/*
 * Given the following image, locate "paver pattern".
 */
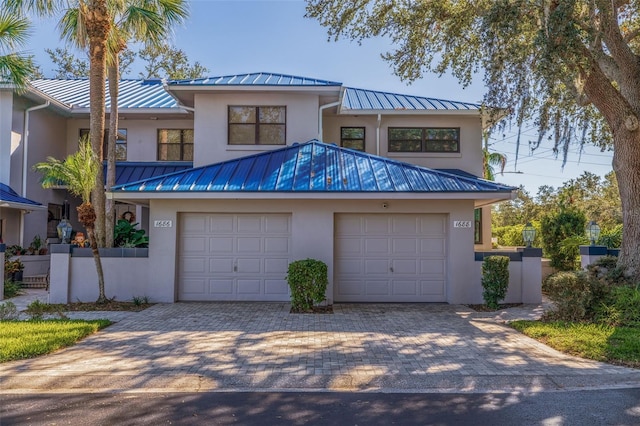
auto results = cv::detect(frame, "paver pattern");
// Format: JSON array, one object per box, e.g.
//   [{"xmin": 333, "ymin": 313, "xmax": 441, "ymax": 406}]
[{"xmin": 2, "ymin": 297, "xmax": 640, "ymax": 393}]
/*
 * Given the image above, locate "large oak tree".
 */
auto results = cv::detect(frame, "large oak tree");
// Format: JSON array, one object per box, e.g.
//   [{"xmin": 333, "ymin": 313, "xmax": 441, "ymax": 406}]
[{"xmin": 307, "ymin": 0, "xmax": 640, "ymax": 275}]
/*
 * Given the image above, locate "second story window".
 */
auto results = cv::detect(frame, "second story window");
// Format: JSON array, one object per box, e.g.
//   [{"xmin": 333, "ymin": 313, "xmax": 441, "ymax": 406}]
[
  {"xmin": 388, "ymin": 128, "xmax": 460, "ymax": 153},
  {"xmin": 158, "ymin": 129, "xmax": 194, "ymax": 161},
  {"xmin": 80, "ymin": 128, "xmax": 127, "ymax": 160},
  {"xmin": 340, "ymin": 127, "xmax": 365, "ymax": 151},
  {"xmin": 228, "ymin": 106, "xmax": 286, "ymax": 145}
]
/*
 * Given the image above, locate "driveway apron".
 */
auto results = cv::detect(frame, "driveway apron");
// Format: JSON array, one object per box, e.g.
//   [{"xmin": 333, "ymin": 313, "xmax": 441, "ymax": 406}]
[{"xmin": 1, "ymin": 302, "xmax": 639, "ymax": 393}]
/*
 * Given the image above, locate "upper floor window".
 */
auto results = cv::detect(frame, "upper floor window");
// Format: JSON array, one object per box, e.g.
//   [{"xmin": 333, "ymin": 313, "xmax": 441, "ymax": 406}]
[
  {"xmin": 80, "ymin": 128, "xmax": 127, "ymax": 160},
  {"xmin": 157, "ymin": 129, "xmax": 194, "ymax": 161},
  {"xmin": 340, "ymin": 127, "xmax": 365, "ymax": 151},
  {"xmin": 388, "ymin": 127, "xmax": 460, "ymax": 153},
  {"xmin": 228, "ymin": 106, "xmax": 286, "ymax": 145},
  {"xmin": 474, "ymin": 208, "xmax": 482, "ymax": 244}
]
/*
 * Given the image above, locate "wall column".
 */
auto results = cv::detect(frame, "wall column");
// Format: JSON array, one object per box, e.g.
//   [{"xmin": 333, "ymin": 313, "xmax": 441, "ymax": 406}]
[
  {"xmin": 579, "ymin": 246, "xmax": 608, "ymax": 270},
  {"xmin": 520, "ymin": 247, "xmax": 542, "ymax": 304},
  {"xmin": 0, "ymin": 244, "xmax": 5, "ymax": 301},
  {"xmin": 49, "ymin": 244, "xmax": 72, "ymax": 303}
]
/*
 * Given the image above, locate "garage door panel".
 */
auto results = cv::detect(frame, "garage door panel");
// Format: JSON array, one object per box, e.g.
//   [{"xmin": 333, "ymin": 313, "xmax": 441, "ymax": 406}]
[
  {"xmin": 210, "ymin": 237, "xmax": 233, "ymax": 253},
  {"xmin": 265, "ymin": 215, "xmax": 290, "ymax": 233},
  {"xmin": 364, "ymin": 238, "xmax": 389, "ymax": 254},
  {"xmin": 182, "ymin": 279, "xmax": 206, "ymax": 294},
  {"xmin": 237, "ymin": 237, "xmax": 261, "ymax": 253},
  {"xmin": 210, "ymin": 258, "xmax": 233, "ymax": 273},
  {"xmin": 391, "ymin": 259, "xmax": 417, "ymax": 274},
  {"xmin": 179, "ymin": 213, "xmax": 291, "ymax": 301},
  {"xmin": 392, "ymin": 280, "xmax": 418, "ymax": 295},
  {"xmin": 421, "ymin": 280, "xmax": 445, "ymax": 296},
  {"xmin": 364, "ymin": 259, "xmax": 389, "ymax": 274},
  {"xmin": 264, "ymin": 258, "xmax": 288, "ymax": 274},
  {"xmin": 210, "ymin": 279, "xmax": 234, "ymax": 295},
  {"xmin": 335, "ymin": 213, "xmax": 447, "ymax": 302},
  {"xmin": 264, "ymin": 237, "xmax": 289, "ymax": 253},
  {"xmin": 181, "ymin": 237, "xmax": 207, "ymax": 253},
  {"xmin": 209, "ymin": 216, "xmax": 234, "ymax": 233},
  {"xmin": 365, "ymin": 281, "xmax": 391, "ymax": 296},
  {"xmin": 237, "ymin": 279, "xmax": 261, "ymax": 294},
  {"xmin": 182, "ymin": 257, "xmax": 206, "ymax": 273}
]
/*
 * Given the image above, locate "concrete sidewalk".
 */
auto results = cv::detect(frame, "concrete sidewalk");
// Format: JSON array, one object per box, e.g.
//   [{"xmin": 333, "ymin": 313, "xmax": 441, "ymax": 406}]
[{"xmin": 1, "ymin": 292, "xmax": 639, "ymax": 394}]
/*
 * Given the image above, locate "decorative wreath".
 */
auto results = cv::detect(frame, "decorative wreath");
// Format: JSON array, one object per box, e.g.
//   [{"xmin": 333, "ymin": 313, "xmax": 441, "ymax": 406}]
[{"xmin": 121, "ymin": 211, "xmax": 136, "ymax": 223}]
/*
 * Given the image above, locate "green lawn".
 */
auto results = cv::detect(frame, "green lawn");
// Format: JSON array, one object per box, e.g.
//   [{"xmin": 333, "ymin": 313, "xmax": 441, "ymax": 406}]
[
  {"xmin": 511, "ymin": 320, "xmax": 640, "ymax": 368},
  {"xmin": 0, "ymin": 320, "xmax": 111, "ymax": 362}
]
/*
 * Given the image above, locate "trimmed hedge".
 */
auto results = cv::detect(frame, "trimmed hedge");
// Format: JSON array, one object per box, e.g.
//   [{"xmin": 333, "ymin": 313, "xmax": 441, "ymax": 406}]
[
  {"xmin": 481, "ymin": 255, "xmax": 510, "ymax": 309},
  {"xmin": 286, "ymin": 259, "xmax": 328, "ymax": 312}
]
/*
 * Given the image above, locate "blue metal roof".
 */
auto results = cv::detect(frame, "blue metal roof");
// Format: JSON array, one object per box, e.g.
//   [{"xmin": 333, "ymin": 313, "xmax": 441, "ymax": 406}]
[
  {"xmin": 169, "ymin": 72, "xmax": 342, "ymax": 87},
  {"xmin": 29, "ymin": 79, "xmax": 180, "ymax": 109},
  {"xmin": 104, "ymin": 162, "xmax": 194, "ymax": 187},
  {"xmin": 112, "ymin": 140, "xmax": 514, "ymax": 194},
  {"xmin": 0, "ymin": 183, "xmax": 44, "ymax": 209},
  {"xmin": 342, "ymin": 87, "xmax": 480, "ymax": 111}
]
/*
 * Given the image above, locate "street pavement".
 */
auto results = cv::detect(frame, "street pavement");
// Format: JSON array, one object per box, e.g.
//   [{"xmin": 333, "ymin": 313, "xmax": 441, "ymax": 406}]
[{"xmin": 1, "ymin": 290, "xmax": 640, "ymax": 394}]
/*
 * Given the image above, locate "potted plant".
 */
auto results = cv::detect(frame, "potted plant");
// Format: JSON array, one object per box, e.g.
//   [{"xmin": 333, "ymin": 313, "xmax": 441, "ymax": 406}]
[{"xmin": 4, "ymin": 257, "xmax": 25, "ymax": 282}]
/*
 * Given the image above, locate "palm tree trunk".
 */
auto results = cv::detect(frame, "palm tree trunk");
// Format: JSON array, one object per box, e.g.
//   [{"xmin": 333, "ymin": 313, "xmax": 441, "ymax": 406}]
[
  {"xmin": 87, "ymin": 225, "xmax": 107, "ymax": 303},
  {"xmin": 105, "ymin": 61, "xmax": 119, "ymax": 248}
]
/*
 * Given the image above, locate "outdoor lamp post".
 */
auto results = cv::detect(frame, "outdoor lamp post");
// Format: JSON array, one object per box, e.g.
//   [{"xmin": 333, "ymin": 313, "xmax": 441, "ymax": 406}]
[
  {"xmin": 587, "ymin": 221, "xmax": 601, "ymax": 246},
  {"xmin": 522, "ymin": 222, "xmax": 536, "ymax": 247}
]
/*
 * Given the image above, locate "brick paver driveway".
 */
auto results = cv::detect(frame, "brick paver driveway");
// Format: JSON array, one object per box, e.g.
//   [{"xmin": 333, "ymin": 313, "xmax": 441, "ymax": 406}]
[{"xmin": 1, "ymin": 302, "xmax": 639, "ymax": 393}]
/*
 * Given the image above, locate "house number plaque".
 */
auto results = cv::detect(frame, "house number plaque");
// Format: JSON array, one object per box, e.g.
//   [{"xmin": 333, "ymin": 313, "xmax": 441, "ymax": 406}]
[
  {"xmin": 453, "ymin": 221, "xmax": 472, "ymax": 228},
  {"xmin": 153, "ymin": 220, "xmax": 173, "ymax": 228}
]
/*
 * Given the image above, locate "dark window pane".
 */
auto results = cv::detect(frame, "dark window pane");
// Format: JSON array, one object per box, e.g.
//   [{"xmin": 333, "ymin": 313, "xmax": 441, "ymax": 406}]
[
  {"xmin": 426, "ymin": 128, "xmax": 458, "ymax": 140},
  {"xmin": 229, "ymin": 106, "xmax": 255, "ymax": 123},
  {"xmin": 342, "ymin": 127, "xmax": 365, "ymax": 139},
  {"xmin": 342, "ymin": 140, "xmax": 365, "ymax": 151},
  {"xmin": 183, "ymin": 143, "xmax": 194, "ymax": 161},
  {"xmin": 389, "ymin": 140, "xmax": 422, "ymax": 152},
  {"xmin": 259, "ymin": 124, "xmax": 286, "ymax": 145},
  {"xmin": 229, "ymin": 124, "xmax": 256, "ymax": 144},
  {"xmin": 389, "ymin": 128, "xmax": 422, "ymax": 141},
  {"xmin": 426, "ymin": 140, "xmax": 458, "ymax": 152},
  {"xmin": 115, "ymin": 144, "xmax": 127, "ymax": 161},
  {"xmin": 182, "ymin": 129, "xmax": 194, "ymax": 143},
  {"xmin": 259, "ymin": 106, "xmax": 285, "ymax": 123}
]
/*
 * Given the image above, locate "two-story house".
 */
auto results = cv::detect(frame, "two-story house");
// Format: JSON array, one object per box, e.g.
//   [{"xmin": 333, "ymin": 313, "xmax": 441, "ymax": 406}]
[{"xmin": 1, "ymin": 72, "xmax": 516, "ymax": 304}]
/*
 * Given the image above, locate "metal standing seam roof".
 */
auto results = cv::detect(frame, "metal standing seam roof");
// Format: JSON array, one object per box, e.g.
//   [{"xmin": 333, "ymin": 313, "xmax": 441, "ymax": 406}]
[
  {"xmin": 29, "ymin": 79, "xmax": 179, "ymax": 109},
  {"xmin": 342, "ymin": 87, "xmax": 481, "ymax": 111},
  {"xmin": 0, "ymin": 183, "xmax": 44, "ymax": 209},
  {"xmin": 103, "ymin": 162, "xmax": 194, "ymax": 187},
  {"xmin": 169, "ymin": 72, "xmax": 342, "ymax": 87},
  {"xmin": 111, "ymin": 140, "xmax": 514, "ymax": 193}
]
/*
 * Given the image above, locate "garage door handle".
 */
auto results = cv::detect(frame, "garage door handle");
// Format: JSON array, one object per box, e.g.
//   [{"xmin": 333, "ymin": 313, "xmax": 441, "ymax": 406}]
[
  {"xmin": 233, "ymin": 265, "xmax": 237, "ymax": 272},
  {"xmin": 390, "ymin": 266, "xmax": 394, "ymax": 273}
]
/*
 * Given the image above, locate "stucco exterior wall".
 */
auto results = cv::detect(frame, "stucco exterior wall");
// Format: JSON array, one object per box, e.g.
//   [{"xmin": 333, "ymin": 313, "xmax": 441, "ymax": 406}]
[
  {"xmin": 193, "ymin": 93, "xmax": 321, "ymax": 166},
  {"xmin": 323, "ymin": 114, "xmax": 484, "ymax": 176},
  {"xmin": 0, "ymin": 91, "xmax": 13, "ymax": 184},
  {"xmin": 147, "ymin": 198, "xmax": 477, "ymax": 304},
  {"xmin": 66, "ymin": 118, "xmax": 194, "ymax": 161}
]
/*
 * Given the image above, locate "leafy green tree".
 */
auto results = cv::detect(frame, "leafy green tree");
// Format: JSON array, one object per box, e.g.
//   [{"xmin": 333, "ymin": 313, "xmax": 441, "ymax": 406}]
[
  {"xmin": 541, "ymin": 208, "xmax": 587, "ymax": 271},
  {"xmin": 7, "ymin": 0, "xmax": 113, "ymax": 249},
  {"xmin": 138, "ymin": 42, "xmax": 208, "ymax": 80},
  {"xmin": 0, "ymin": 10, "xmax": 34, "ymax": 88},
  {"xmin": 306, "ymin": 1, "xmax": 640, "ymax": 276},
  {"xmin": 482, "ymin": 148, "xmax": 506, "ymax": 181},
  {"xmin": 34, "ymin": 138, "xmax": 108, "ymax": 303},
  {"xmin": 58, "ymin": 0, "xmax": 188, "ymax": 247},
  {"xmin": 45, "ymin": 46, "xmax": 134, "ymax": 78}
]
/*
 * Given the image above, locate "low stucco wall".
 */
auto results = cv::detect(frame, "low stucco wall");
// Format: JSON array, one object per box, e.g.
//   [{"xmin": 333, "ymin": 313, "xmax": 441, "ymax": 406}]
[
  {"xmin": 15, "ymin": 255, "xmax": 50, "ymax": 276},
  {"xmin": 49, "ymin": 246, "xmax": 150, "ymax": 303}
]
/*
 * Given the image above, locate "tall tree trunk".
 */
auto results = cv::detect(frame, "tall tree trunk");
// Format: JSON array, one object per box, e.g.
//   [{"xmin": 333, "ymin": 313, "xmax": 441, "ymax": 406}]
[
  {"xmin": 87, "ymin": 0, "xmax": 110, "ymax": 248},
  {"xmin": 105, "ymin": 61, "xmax": 119, "ymax": 248},
  {"xmin": 87, "ymin": 224, "xmax": 107, "ymax": 303},
  {"xmin": 612, "ymin": 130, "xmax": 640, "ymax": 278}
]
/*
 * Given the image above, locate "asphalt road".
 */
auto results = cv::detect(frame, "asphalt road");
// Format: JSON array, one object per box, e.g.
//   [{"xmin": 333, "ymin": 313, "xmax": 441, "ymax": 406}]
[{"xmin": 2, "ymin": 389, "xmax": 640, "ymax": 425}]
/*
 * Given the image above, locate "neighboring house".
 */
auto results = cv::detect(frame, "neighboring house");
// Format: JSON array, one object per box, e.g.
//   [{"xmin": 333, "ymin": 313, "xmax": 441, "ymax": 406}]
[{"xmin": 0, "ymin": 72, "xmax": 516, "ymax": 304}]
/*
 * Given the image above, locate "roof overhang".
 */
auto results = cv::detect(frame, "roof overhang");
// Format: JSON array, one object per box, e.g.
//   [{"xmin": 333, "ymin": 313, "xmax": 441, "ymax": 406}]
[{"xmin": 0, "ymin": 201, "xmax": 47, "ymax": 211}]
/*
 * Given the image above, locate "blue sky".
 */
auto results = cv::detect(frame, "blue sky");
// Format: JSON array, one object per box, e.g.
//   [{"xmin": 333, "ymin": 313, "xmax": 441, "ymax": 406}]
[{"xmin": 26, "ymin": 0, "xmax": 614, "ymax": 194}]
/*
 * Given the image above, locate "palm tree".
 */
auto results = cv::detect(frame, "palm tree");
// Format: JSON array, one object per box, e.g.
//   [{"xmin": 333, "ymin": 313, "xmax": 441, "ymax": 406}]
[
  {"xmin": 0, "ymin": 10, "xmax": 33, "ymax": 89},
  {"xmin": 34, "ymin": 138, "xmax": 108, "ymax": 303},
  {"xmin": 483, "ymin": 149, "xmax": 507, "ymax": 181},
  {"xmin": 5, "ymin": 0, "xmax": 112, "ymax": 247},
  {"xmin": 59, "ymin": 0, "xmax": 188, "ymax": 246}
]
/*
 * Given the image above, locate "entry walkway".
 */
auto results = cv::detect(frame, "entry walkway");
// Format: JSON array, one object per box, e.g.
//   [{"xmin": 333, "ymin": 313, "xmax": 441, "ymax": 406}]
[{"xmin": 1, "ymin": 295, "xmax": 639, "ymax": 394}]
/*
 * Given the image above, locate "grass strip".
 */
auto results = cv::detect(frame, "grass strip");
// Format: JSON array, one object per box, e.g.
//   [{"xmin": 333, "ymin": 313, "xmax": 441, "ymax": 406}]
[
  {"xmin": 0, "ymin": 319, "xmax": 111, "ymax": 362},
  {"xmin": 511, "ymin": 320, "xmax": 640, "ymax": 368}
]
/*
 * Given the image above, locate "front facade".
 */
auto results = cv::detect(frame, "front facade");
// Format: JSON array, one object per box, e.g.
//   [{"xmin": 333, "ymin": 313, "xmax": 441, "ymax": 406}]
[{"xmin": 1, "ymin": 72, "xmax": 516, "ymax": 304}]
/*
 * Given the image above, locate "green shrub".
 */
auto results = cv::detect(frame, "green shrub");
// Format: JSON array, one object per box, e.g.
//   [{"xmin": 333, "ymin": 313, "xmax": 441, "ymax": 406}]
[
  {"xmin": 286, "ymin": 259, "xmax": 328, "ymax": 312},
  {"xmin": 114, "ymin": 220, "xmax": 149, "ymax": 248},
  {"xmin": 481, "ymin": 256, "xmax": 510, "ymax": 309},
  {"xmin": 586, "ymin": 255, "xmax": 629, "ymax": 288},
  {"xmin": 25, "ymin": 300, "xmax": 66, "ymax": 320},
  {"xmin": 594, "ymin": 285, "xmax": 640, "ymax": 327},
  {"xmin": 0, "ymin": 301, "xmax": 19, "ymax": 321},
  {"xmin": 3, "ymin": 279, "xmax": 24, "ymax": 299},
  {"xmin": 597, "ymin": 224, "xmax": 622, "ymax": 248},
  {"xmin": 544, "ymin": 271, "xmax": 600, "ymax": 321},
  {"xmin": 540, "ymin": 208, "xmax": 586, "ymax": 270},
  {"xmin": 492, "ymin": 222, "xmax": 541, "ymax": 247}
]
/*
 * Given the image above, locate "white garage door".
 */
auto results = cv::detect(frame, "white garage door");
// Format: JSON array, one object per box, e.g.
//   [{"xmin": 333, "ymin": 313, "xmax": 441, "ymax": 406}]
[
  {"xmin": 335, "ymin": 214, "xmax": 447, "ymax": 302},
  {"xmin": 178, "ymin": 213, "xmax": 291, "ymax": 301}
]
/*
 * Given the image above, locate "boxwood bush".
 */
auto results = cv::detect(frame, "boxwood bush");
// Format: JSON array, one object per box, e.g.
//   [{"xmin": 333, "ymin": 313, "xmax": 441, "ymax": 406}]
[
  {"xmin": 286, "ymin": 259, "xmax": 328, "ymax": 312},
  {"xmin": 481, "ymin": 255, "xmax": 510, "ymax": 309}
]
